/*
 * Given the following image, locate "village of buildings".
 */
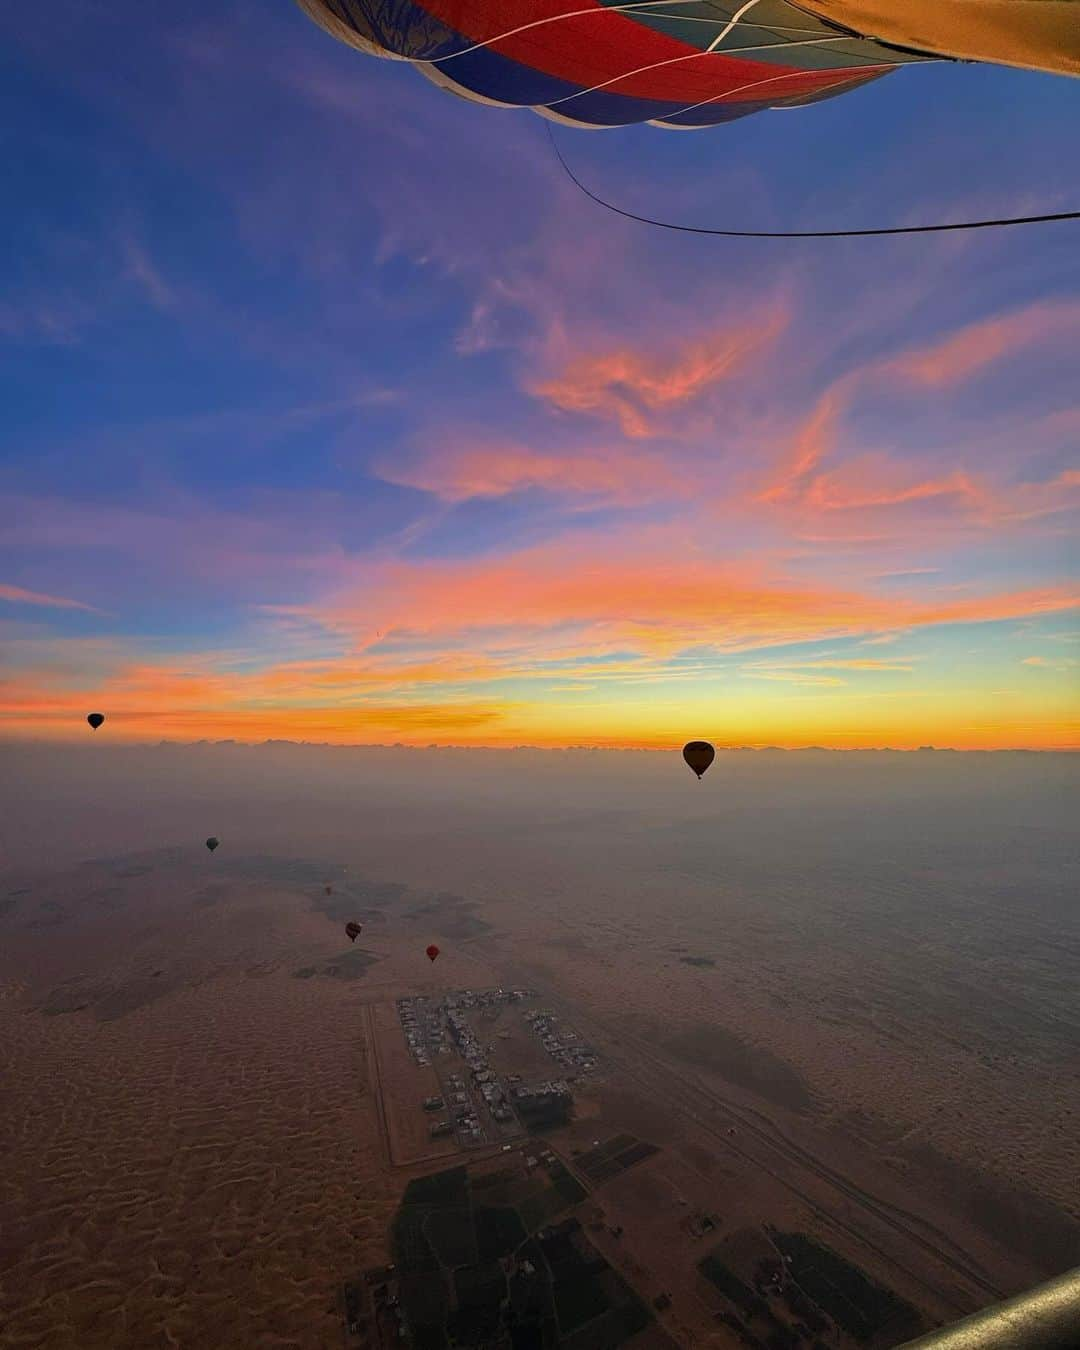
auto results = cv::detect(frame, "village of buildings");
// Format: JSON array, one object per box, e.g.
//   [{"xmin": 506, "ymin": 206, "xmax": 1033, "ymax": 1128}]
[{"xmin": 395, "ymin": 987, "xmax": 601, "ymax": 1148}]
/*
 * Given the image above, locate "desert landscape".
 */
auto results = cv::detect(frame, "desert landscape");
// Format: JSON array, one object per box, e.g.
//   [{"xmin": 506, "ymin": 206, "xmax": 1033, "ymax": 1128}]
[{"xmin": 1, "ymin": 744, "xmax": 1077, "ymax": 1347}]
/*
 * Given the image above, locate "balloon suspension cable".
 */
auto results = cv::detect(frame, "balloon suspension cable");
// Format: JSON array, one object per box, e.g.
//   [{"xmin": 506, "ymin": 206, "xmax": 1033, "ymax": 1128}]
[{"xmin": 547, "ymin": 126, "xmax": 1080, "ymax": 239}]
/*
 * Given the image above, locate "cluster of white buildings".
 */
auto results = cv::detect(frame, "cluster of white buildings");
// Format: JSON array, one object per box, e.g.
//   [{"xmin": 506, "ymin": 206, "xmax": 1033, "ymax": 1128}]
[
  {"xmin": 396, "ymin": 996, "xmax": 445, "ymax": 1066},
  {"xmin": 521, "ymin": 1008, "xmax": 599, "ymax": 1076},
  {"xmin": 446, "ymin": 1008, "xmax": 515, "ymax": 1124},
  {"xmin": 444, "ymin": 986, "xmax": 533, "ymax": 1011}
]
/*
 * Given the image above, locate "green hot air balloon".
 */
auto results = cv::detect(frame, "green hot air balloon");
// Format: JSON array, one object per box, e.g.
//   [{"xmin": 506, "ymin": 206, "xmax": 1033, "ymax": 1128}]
[
  {"xmin": 205, "ymin": 837, "xmax": 220, "ymax": 853},
  {"xmin": 87, "ymin": 713, "xmax": 105, "ymax": 730},
  {"xmin": 682, "ymin": 741, "xmax": 715, "ymax": 780}
]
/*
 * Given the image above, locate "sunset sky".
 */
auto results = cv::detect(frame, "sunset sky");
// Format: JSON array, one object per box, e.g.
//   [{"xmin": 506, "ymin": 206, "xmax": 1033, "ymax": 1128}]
[{"xmin": 2, "ymin": 2, "xmax": 1077, "ymax": 749}]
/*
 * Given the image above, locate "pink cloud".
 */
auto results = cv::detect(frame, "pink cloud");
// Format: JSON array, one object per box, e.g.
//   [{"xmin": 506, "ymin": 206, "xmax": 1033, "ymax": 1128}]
[
  {"xmin": 0, "ymin": 582, "xmax": 102, "ymax": 613},
  {"xmin": 803, "ymin": 465, "xmax": 986, "ymax": 514},
  {"xmin": 374, "ymin": 441, "xmax": 678, "ymax": 505},
  {"xmin": 888, "ymin": 301, "xmax": 1080, "ymax": 388},
  {"xmin": 531, "ymin": 309, "xmax": 787, "ymax": 439},
  {"xmin": 301, "ymin": 532, "xmax": 1080, "ymax": 661},
  {"xmin": 757, "ymin": 383, "xmax": 851, "ymax": 504},
  {"xmin": 755, "ymin": 300, "xmax": 1080, "ymax": 516}
]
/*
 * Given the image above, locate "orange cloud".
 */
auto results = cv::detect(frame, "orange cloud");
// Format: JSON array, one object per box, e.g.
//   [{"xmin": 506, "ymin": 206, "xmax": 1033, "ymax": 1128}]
[
  {"xmin": 4, "ymin": 570, "xmax": 1076, "ymax": 750},
  {"xmin": 531, "ymin": 309, "xmax": 786, "ymax": 438},
  {"xmin": 757, "ymin": 384, "xmax": 850, "ymax": 504},
  {"xmin": 1021, "ymin": 655, "xmax": 1077, "ymax": 671},
  {"xmin": 374, "ymin": 442, "xmax": 676, "ymax": 504},
  {"xmin": 0, "ymin": 655, "xmax": 511, "ymax": 741},
  {"xmin": 310, "ymin": 538, "xmax": 1079, "ymax": 660}
]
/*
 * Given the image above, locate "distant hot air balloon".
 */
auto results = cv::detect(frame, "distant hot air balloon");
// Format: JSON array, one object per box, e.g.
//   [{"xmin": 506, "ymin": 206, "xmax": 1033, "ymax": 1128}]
[
  {"xmin": 295, "ymin": 0, "xmax": 1079, "ymax": 132},
  {"xmin": 205, "ymin": 836, "xmax": 220, "ymax": 852},
  {"xmin": 426, "ymin": 944, "xmax": 440, "ymax": 963},
  {"xmin": 87, "ymin": 713, "xmax": 105, "ymax": 730},
  {"xmin": 345, "ymin": 921, "xmax": 362, "ymax": 943},
  {"xmin": 325, "ymin": 885, "xmax": 333, "ymax": 895},
  {"xmin": 682, "ymin": 741, "xmax": 715, "ymax": 780}
]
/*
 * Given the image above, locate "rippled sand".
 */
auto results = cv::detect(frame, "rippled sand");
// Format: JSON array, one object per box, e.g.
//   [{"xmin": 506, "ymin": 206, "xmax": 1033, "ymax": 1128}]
[{"xmin": 0, "ymin": 867, "xmax": 393, "ymax": 1349}]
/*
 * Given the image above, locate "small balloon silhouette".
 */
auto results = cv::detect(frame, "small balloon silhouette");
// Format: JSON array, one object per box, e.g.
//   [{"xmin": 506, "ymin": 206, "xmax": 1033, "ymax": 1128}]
[
  {"xmin": 425, "ymin": 944, "xmax": 440, "ymax": 963},
  {"xmin": 345, "ymin": 922, "xmax": 362, "ymax": 943},
  {"xmin": 682, "ymin": 741, "xmax": 715, "ymax": 780},
  {"xmin": 325, "ymin": 885, "xmax": 333, "ymax": 895},
  {"xmin": 87, "ymin": 713, "xmax": 105, "ymax": 730},
  {"xmin": 205, "ymin": 837, "xmax": 220, "ymax": 852}
]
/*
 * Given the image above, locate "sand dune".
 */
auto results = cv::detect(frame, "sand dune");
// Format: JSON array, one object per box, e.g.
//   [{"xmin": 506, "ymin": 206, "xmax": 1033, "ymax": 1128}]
[{"xmin": 0, "ymin": 866, "xmax": 393, "ymax": 1349}]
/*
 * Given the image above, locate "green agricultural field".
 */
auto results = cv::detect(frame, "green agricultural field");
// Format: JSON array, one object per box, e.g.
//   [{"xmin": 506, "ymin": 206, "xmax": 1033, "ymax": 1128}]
[
  {"xmin": 404, "ymin": 1166, "xmax": 469, "ymax": 1208},
  {"xmin": 426, "ymin": 1205, "xmax": 479, "ymax": 1268},
  {"xmin": 475, "ymin": 1205, "xmax": 527, "ymax": 1263},
  {"xmin": 388, "ymin": 1167, "xmax": 648, "ymax": 1347},
  {"xmin": 768, "ymin": 1231, "xmax": 923, "ymax": 1344}
]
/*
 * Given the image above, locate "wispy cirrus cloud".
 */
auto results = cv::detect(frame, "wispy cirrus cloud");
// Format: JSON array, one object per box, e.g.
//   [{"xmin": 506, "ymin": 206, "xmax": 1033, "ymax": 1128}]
[
  {"xmin": 290, "ymin": 528, "xmax": 1080, "ymax": 664},
  {"xmin": 373, "ymin": 440, "xmax": 678, "ymax": 506},
  {"xmin": 1021, "ymin": 655, "xmax": 1077, "ymax": 671},
  {"xmin": 888, "ymin": 300, "xmax": 1080, "ymax": 387},
  {"xmin": 752, "ymin": 658, "xmax": 915, "ymax": 672},
  {"xmin": 0, "ymin": 582, "xmax": 104, "ymax": 613},
  {"xmin": 530, "ymin": 308, "xmax": 787, "ymax": 439},
  {"xmin": 121, "ymin": 235, "xmax": 176, "ymax": 310},
  {"xmin": 753, "ymin": 299, "xmax": 1080, "ymax": 528}
]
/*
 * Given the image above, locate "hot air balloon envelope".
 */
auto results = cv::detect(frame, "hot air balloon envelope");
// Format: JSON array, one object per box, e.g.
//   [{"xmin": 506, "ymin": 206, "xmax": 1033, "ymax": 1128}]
[
  {"xmin": 426, "ymin": 944, "xmax": 440, "ymax": 963},
  {"xmin": 87, "ymin": 713, "xmax": 105, "ymax": 730},
  {"xmin": 205, "ymin": 836, "xmax": 220, "ymax": 852},
  {"xmin": 296, "ymin": 0, "xmax": 1077, "ymax": 130},
  {"xmin": 345, "ymin": 921, "xmax": 362, "ymax": 943},
  {"xmin": 683, "ymin": 741, "xmax": 715, "ymax": 780}
]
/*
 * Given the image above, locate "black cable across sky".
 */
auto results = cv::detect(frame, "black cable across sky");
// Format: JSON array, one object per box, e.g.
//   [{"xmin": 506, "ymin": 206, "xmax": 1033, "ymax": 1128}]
[{"xmin": 547, "ymin": 125, "xmax": 1080, "ymax": 240}]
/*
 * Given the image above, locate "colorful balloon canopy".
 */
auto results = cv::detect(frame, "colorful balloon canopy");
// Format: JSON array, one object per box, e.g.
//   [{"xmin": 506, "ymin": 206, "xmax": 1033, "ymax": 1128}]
[
  {"xmin": 682, "ymin": 740, "xmax": 715, "ymax": 779},
  {"xmin": 86, "ymin": 713, "xmax": 105, "ymax": 730},
  {"xmin": 295, "ymin": 0, "xmax": 922, "ymax": 130},
  {"xmin": 345, "ymin": 921, "xmax": 363, "ymax": 942},
  {"xmin": 205, "ymin": 836, "xmax": 220, "ymax": 852},
  {"xmin": 296, "ymin": 0, "xmax": 1076, "ymax": 129},
  {"xmin": 426, "ymin": 944, "xmax": 440, "ymax": 963}
]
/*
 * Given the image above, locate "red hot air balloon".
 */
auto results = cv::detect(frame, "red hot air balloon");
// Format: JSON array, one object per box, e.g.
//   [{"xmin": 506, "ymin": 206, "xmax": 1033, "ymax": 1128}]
[
  {"xmin": 345, "ymin": 922, "xmax": 362, "ymax": 943},
  {"xmin": 87, "ymin": 713, "xmax": 105, "ymax": 730},
  {"xmin": 296, "ymin": 0, "xmax": 1077, "ymax": 130},
  {"xmin": 426, "ymin": 944, "xmax": 440, "ymax": 963},
  {"xmin": 682, "ymin": 741, "xmax": 715, "ymax": 780}
]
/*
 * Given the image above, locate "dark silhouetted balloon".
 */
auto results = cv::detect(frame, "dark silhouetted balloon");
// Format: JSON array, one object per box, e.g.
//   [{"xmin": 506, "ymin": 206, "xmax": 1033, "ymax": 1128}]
[
  {"xmin": 426, "ymin": 944, "xmax": 440, "ymax": 963},
  {"xmin": 325, "ymin": 885, "xmax": 333, "ymax": 895},
  {"xmin": 205, "ymin": 837, "xmax": 220, "ymax": 852},
  {"xmin": 87, "ymin": 713, "xmax": 105, "ymax": 730},
  {"xmin": 682, "ymin": 741, "xmax": 715, "ymax": 780},
  {"xmin": 345, "ymin": 921, "xmax": 362, "ymax": 943}
]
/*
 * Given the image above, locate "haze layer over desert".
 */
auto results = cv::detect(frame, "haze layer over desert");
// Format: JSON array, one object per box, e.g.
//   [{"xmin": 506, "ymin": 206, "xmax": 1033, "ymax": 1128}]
[{"xmin": 1, "ymin": 743, "xmax": 1077, "ymax": 1348}]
